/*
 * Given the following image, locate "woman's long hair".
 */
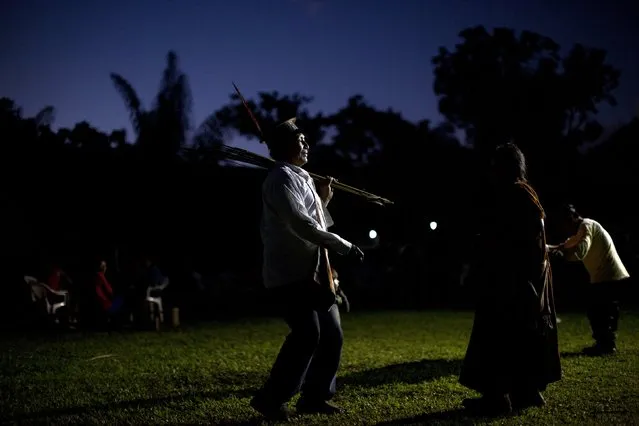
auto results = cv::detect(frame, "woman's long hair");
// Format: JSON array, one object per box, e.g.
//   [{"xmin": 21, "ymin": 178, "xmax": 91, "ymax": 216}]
[{"xmin": 492, "ymin": 143, "xmax": 527, "ymax": 183}]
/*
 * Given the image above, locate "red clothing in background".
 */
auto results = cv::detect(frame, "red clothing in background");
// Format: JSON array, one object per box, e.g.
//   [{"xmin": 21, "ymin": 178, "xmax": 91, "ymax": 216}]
[
  {"xmin": 95, "ymin": 272, "xmax": 113, "ymax": 311},
  {"xmin": 47, "ymin": 267, "xmax": 62, "ymax": 291}
]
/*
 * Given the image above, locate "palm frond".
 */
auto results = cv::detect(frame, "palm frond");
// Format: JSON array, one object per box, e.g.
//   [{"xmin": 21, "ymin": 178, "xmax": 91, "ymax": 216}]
[
  {"xmin": 34, "ymin": 106, "xmax": 55, "ymax": 127},
  {"xmin": 153, "ymin": 52, "xmax": 193, "ymax": 148},
  {"xmin": 158, "ymin": 51, "xmax": 179, "ymax": 100},
  {"xmin": 174, "ymin": 74, "xmax": 193, "ymax": 135},
  {"xmin": 110, "ymin": 73, "xmax": 145, "ymax": 135}
]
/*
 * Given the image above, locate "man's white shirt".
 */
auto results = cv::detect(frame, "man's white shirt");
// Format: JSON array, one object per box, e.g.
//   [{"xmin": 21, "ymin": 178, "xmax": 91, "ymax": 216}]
[
  {"xmin": 261, "ymin": 162, "xmax": 352, "ymax": 289},
  {"xmin": 563, "ymin": 218, "xmax": 630, "ymax": 284}
]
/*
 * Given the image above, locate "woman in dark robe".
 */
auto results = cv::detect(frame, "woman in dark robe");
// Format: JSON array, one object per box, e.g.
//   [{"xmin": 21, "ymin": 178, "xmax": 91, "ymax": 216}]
[{"xmin": 460, "ymin": 143, "xmax": 561, "ymax": 415}]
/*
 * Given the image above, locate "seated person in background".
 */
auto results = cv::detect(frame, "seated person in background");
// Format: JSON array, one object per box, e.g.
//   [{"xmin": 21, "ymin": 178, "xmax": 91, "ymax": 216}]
[
  {"xmin": 144, "ymin": 257, "xmax": 166, "ymax": 288},
  {"xmin": 332, "ymin": 268, "xmax": 350, "ymax": 313},
  {"xmin": 122, "ymin": 256, "xmax": 165, "ymax": 324},
  {"xmin": 47, "ymin": 263, "xmax": 77, "ymax": 323},
  {"xmin": 95, "ymin": 260, "xmax": 124, "ymax": 320},
  {"xmin": 144, "ymin": 257, "xmax": 169, "ymax": 301},
  {"xmin": 47, "ymin": 263, "xmax": 72, "ymax": 292}
]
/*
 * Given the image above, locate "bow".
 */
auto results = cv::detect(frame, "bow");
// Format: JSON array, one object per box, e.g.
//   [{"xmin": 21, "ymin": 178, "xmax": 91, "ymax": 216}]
[{"xmin": 232, "ymin": 82, "xmax": 265, "ymax": 144}]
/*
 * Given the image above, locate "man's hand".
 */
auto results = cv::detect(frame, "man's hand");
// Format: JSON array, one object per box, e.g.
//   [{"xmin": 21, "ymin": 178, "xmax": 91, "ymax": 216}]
[
  {"xmin": 317, "ymin": 176, "xmax": 335, "ymax": 205},
  {"xmin": 348, "ymin": 245, "xmax": 364, "ymax": 263},
  {"xmin": 547, "ymin": 243, "xmax": 565, "ymax": 258}
]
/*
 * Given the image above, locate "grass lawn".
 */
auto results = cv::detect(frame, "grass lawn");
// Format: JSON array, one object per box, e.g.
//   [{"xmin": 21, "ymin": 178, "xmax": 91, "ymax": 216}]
[{"xmin": 1, "ymin": 310, "xmax": 638, "ymax": 425}]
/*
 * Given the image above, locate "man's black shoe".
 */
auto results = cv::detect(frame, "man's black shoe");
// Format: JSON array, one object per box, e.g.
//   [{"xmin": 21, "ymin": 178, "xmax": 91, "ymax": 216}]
[
  {"xmin": 296, "ymin": 398, "xmax": 345, "ymax": 415},
  {"xmin": 583, "ymin": 343, "xmax": 617, "ymax": 356},
  {"xmin": 250, "ymin": 395, "xmax": 291, "ymax": 421},
  {"xmin": 510, "ymin": 390, "xmax": 546, "ymax": 410}
]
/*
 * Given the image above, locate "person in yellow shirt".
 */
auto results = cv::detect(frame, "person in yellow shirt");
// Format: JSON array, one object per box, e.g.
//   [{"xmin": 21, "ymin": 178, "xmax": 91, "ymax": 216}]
[{"xmin": 548, "ymin": 204, "xmax": 630, "ymax": 355}]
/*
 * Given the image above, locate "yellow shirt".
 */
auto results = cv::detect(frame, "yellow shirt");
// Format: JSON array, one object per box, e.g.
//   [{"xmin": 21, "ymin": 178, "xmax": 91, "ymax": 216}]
[{"xmin": 564, "ymin": 218, "xmax": 630, "ymax": 284}]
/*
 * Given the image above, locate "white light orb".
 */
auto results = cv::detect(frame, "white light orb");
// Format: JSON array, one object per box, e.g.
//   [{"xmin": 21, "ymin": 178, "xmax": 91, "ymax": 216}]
[
  {"xmin": 429, "ymin": 221, "xmax": 438, "ymax": 231},
  {"xmin": 368, "ymin": 229, "xmax": 378, "ymax": 239}
]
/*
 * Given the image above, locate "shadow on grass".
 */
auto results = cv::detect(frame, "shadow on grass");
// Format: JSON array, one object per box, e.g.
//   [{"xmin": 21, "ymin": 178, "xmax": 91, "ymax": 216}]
[
  {"xmin": 561, "ymin": 351, "xmax": 589, "ymax": 358},
  {"xmin": 213, "ymin": 417, "xmax": 268, "ymax": 426},
  {"xmin": 374, "ymin": 408, "xmax": 471, "ymax": 425},
  {"xmin": 560, "ymin": 350, "xmax": 616, "ymax": 358},
  {"xmin": 7, "ymin": 359, "xmax": 463, "ymax": 424},
  {"xmin": 339, "ymin": 358, "xmax": 462, "ymax": 387},
  {"xmin": 6, "ymin": 388, "xmax": 256, "ymax": 423},
  {"xmin": 375, "ymin": 407, "xmax": 520, "ymax": 425}
]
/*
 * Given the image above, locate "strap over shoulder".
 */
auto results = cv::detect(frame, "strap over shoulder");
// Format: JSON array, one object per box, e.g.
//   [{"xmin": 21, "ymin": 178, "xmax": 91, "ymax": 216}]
[{"xmin": 515, "ymin": 179, "xmax": 545, "ymax": 219}]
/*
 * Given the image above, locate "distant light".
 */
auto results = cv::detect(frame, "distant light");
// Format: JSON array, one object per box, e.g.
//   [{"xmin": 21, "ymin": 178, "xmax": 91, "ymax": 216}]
[
  {"xmin": 369, "ymin": 229, "xmax": 378, "ymax": 239},
  {"xmin": 429, "ymin": 221, "xmax": 438, "ymax": 231}
]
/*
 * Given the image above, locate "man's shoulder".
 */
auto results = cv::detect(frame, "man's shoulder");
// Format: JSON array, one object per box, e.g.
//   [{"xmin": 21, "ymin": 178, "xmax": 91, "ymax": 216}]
[
  {"xmin": 263, "ymin": 164, "xmax": 301, "ymax": 193},
  {"xmin": 266, "ymin": 164, "xmax": 306, "ymax": 184},
  {"xmin": 264, "ymin": 164, "xmax": 286, "ymax": 183},
  {"xmin": 266, "ymin": 163, "xmax": 290, "ymax": 178},
  {"xmin": 581, "ymin": 218, "xmax": 598, "ymax": 229},
  {"xmin": 579, "ymin": 218, "xmax": 603, "ymax": 236}
]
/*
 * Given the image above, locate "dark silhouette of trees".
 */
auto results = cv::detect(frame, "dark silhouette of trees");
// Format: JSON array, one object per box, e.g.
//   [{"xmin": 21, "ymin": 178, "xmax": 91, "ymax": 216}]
[
  {"xmin": 432, "ymin": 26, "xmax": 620, "ymax": 155},
  {"xmin": 583, "ymin": 118, "xmax": 639, "ymax": 211},
  {"xmin": 213, "ymin": 90, "xmax": 464, "ymax": 194},
  {"xmin": 432, "ymin": 26, "xmax": 621, "ymax": 203},
  {"xmin": 323, "ymin": 96, "xmax": 466, "ymax": 211},
  {"xmin": 215, "ymin": 90, "xmax": 326, "ymax": 144},
  {"xmin": 2, "ymin": 32, "xmax": 636, "ymax": 317}
]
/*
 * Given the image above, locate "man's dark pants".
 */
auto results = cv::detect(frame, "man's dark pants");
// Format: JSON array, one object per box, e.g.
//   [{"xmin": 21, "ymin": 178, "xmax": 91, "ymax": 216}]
[
  {"xmin": 257, "ymin": 281, "xmax": 343, "ymax": 405},
  {"xmin": 587, "ymin": 278, "xmax": 629, "ymax": 347}
]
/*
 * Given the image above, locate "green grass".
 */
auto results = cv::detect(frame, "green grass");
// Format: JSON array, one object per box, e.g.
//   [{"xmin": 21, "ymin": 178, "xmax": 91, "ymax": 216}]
[{"xmin": 1, "ymin": 310, "xmax": 638, "ymax": 425}]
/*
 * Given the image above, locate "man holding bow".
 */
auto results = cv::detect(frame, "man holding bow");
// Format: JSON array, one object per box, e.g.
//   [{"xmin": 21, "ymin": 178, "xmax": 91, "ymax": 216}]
[{"xmin": 250, "ymin": 118, "xmax": 364, "ymax": 421}]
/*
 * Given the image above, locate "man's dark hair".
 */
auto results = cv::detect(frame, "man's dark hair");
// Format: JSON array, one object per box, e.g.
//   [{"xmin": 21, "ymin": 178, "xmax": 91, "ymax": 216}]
[
  {"xmin": 493, "ymin": 143, "xmax": 527, "ymax": 182},
  {"xmin": 562, "ymin": 203, "xmax": 581, "ymax": 220}
]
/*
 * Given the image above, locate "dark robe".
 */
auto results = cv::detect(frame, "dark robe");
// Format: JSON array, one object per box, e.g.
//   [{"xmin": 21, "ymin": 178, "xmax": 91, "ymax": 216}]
[{"xmin": 459, "ymin": 180, "xmax": 562, "ymax": 395}]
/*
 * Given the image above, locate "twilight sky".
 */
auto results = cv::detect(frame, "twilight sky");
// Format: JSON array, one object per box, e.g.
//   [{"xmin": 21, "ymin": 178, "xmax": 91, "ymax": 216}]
[{"xmin": 1, "ymin": 0, "xmax": 638, "ymax": 156}]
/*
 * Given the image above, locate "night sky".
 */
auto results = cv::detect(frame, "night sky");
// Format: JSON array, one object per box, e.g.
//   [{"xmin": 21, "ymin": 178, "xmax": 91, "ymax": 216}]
[{"xmin": 2, "ymin": 0, "xmax": 638, "ymax": 156}]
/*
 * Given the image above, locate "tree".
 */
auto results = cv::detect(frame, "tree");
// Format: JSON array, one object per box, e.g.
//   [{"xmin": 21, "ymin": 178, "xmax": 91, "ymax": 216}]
[
  {"xmin": 68, "ymin": 121, "xmax": 110, "ymax": 151},
  {"xmin": 110, "ymin": 51, "xmax": 223, "ymax": 159},
  {"xmin": 325, "ymin": 95, "xmax": 400, "ymax": 167},
  {"xmin": 324, "ymin": 96, "xmax": 463, "ymax": 189},
  {"xmin": 432, "ymin": 26, "xmax": 620, "ymax": 156},
  {"xmin": 561, "ymin": 44, "xmax": 620, "ymax": 143},
  {"xmin": 0, "ymin": 97, "xmax": 22, "ymax": 123},
  {"xmin": 109, "ymin": 129, "xmax": 128, "ymax": 150}
]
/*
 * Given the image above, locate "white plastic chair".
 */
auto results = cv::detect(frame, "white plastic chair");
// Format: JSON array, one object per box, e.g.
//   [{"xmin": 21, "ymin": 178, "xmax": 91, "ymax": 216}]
[
  {"xmin": 146, "ymin": 277, "xmax": 169, "ymax": 325},
  {"xmin": 23, "ymin": 276, "xmax": 69, "ymax": 317},
  {"xmin": 24, "ymin": 276, "xmax": 44, "ymax": 302},
  {"xmin": 40, "ymin": 282, "xmax": 69, "ymax": 315}
]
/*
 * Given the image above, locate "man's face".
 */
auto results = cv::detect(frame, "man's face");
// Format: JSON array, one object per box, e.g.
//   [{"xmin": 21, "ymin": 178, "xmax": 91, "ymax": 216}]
[
  {"xmin": 289, "ymin": 133, "xmax": 309, "ymax": 166},
  {"xmin": 559, "ymin": 213, "xmax": 580, "ymax": 235}
]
